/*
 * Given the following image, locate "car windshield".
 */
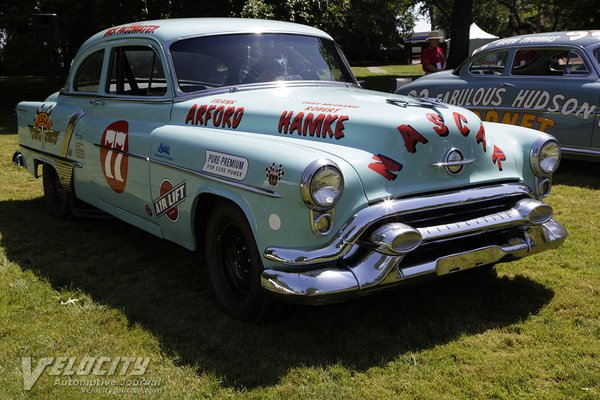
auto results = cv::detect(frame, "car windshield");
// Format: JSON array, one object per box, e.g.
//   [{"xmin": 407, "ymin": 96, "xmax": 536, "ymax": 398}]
[{"xmin": 170, "ymin": 33, "xmax": 356, "ymax": 93}]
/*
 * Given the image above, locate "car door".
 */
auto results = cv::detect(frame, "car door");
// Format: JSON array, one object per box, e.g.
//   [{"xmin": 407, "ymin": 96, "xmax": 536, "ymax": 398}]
[
  {"xmin": 590, "ymin": 47, "xmax": 600, "ymax": 153},
  {"xmin": 451, "ymin": 49, "xmax": 521, "ymax": 125},
  {"xmin": 498, "ymin": 46, "xmax": 598, "ymax": 148},
  {"xmin": 83, "ymin": 41, "xmax": 172, "ymax": 226}
]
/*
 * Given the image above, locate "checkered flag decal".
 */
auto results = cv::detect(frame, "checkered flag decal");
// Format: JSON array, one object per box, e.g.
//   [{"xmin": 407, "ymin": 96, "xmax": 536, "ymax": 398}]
[{"xmin": 266, "ymin": 163, "xmax": 284, "ymax": 186}]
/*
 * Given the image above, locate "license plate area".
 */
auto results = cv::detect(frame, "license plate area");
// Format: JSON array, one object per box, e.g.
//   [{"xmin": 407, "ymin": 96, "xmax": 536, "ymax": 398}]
[{"xmin": 436, "ymin": 246, "xmax": 506, "ymax": 275}]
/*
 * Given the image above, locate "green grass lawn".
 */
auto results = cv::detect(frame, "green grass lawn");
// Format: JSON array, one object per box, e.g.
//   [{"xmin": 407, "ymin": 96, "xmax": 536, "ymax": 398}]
[
  {"xmin": 352, "ymin": 64, "xmax": 424, "ymax": 93},
  {"xmin": 0, "ymin": 76, "xmax": 599, "ymax": 399}
]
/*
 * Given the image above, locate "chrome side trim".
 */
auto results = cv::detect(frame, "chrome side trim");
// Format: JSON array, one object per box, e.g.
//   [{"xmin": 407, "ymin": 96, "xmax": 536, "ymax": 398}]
[
  {"xmin": 20, "ymin": 144, "xmax": 82, "ymax": 168},
  {"xmin": 561, "ymin": 147, "xmax": 600, "ymax": 156},
  {"xmin": 172, "ymin": 81, "xmax": 357, "ymax": 103},
  {"xmin": 92, "ymin": 143, "xmax": 280, "ymax": 198},
  {"xmin": 151, "ymin": 158, "xmax": 282, "ymax": 198},
  {"xmin": 264, "ymin": 183, "xmax": 533, "ymax": 265},
  {"xmin": 20, "ymin": 144, "xmax": 82, "ymax": 191},
  {"xmin": 92, "ymin": 96, "xmax": 173, "ymax": 104},
  {"xmin": 60, "ymin": 92, "xmax": 173, "ymax": 104},
  {"xmin": 93, "ymin": 143, "xmax": 150, "ymax": 162},
  {"xmin": 61, "ymin": 110, "xmax": 86, "ymax": 157}
]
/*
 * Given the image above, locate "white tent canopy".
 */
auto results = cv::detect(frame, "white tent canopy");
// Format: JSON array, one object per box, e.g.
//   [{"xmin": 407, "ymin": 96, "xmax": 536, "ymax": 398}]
[{"xmin": 469, "ymin": 23, "xmax": 498, "ymax": 54}]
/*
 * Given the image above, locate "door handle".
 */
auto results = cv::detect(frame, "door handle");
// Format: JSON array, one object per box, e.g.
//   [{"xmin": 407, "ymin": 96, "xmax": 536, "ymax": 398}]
[
  {"xmin": 501, "ymin": 82, "xmax": 515, "ymax": 88},
  {"xmin": 89, "ymin": 99, "xmax": 105, "ymax": 106}
]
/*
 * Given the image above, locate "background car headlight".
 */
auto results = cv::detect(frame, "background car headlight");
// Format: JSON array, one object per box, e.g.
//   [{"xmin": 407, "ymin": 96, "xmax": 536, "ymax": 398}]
[
  {"xmin": 531, "ymin": 137, "xmax": 561, "ymax": 177},
  {"xmin": 301, "ymin": 160, "xmax": 344, "ymax": 210}
]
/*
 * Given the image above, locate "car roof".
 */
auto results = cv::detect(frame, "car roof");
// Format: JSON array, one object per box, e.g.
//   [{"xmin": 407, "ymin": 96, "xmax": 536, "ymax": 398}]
[
  {"xmin": 79, "ymin": 18, "xmax": 333, "ymax": 52},
  {"xmin": 473, "ymin": 31, "xmax": 600, "ymax": 55}
]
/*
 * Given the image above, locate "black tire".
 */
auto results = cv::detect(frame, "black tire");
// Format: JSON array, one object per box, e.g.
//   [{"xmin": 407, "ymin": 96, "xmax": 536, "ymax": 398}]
[
  {"xmin": 205, "ymin": 202, "xmax": 270, "ymax": 322},
  {"xmin": 42, "ymin": 163, "xmax": 73, "ymax": 219}
]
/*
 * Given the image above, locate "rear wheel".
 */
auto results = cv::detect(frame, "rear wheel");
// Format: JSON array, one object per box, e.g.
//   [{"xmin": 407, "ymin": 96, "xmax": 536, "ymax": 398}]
[
  {"xmin": 205, "ymin": 202, "xmax": 270, "ymax": 322},
  {"xmin": 42, "ymin": 163, "xmax": 73, "ymax": 219}
]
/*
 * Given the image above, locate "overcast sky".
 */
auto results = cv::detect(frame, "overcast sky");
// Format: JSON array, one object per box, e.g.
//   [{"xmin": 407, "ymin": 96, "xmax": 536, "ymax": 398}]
[{"xmin": 413, "ymin": 12, "xmax": 431, "ymax": 32}]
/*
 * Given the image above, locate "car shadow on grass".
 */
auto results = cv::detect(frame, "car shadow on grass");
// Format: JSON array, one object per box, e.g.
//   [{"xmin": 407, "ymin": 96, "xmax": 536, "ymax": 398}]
[
  {"xmin": 0, "ymin": 197, "xmax": 554, "ymax": 389},
  {"xmin": 553, "ymin": 159, "xmax": 600, "ymax": 190}
]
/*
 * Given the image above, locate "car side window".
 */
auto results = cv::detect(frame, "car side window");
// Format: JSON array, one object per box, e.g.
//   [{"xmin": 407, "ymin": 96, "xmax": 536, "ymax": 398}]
[
  {"xmin": 511, "ymin": 49, "xmax": 539, "ymax": 71},
  {"xmin": 468, "ymin": 51, "xmax": 508, "ymax": 75},
  {"xmin": 74, "ymin": 50, "xmax": 105, "ymax": 92},
  {"xmin": 561, "ymin": 51, "xmax": 589, "ymax": 75},
  {"xmin": 107, "ymin": 46, "xmax": 167, "ymax": 96},
  {"xmin": 512, "ymin": 48, "xmax": 589, "ymax": 76}
]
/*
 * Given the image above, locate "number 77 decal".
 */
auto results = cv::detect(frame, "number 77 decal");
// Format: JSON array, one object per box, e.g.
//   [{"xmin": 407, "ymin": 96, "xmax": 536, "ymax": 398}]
[{"xmin": 100, "ymin": 120, "xmax": 129, "ymax": 193}]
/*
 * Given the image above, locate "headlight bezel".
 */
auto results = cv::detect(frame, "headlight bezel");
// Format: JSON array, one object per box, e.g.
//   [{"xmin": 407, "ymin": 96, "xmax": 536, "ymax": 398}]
[
  {"xmin": 300, "ymin": 159, "xmax": 344, "ymax": 211},
  {"xmin": 530, "ymin": 136, "xmax": 561, "ymax": 177}
]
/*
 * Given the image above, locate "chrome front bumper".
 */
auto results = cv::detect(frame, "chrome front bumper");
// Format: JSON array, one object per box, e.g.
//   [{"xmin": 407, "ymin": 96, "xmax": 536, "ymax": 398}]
[{"xmin": 261, "ymin": 183, "xmax": 567, "ymax": 304}]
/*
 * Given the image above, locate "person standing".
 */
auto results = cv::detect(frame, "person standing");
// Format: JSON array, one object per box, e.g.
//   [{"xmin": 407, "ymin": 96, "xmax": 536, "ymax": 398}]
[
  {"xmin": 517, "ymin": 22, "xmax": 534, "ymax": 35},
  {"xmin": 421, "ymin": 32, "xmax": 446, "ymax": 74}
]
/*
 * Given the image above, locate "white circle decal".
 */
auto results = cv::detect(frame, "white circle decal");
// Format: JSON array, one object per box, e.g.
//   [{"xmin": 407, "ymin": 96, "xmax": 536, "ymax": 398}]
[{"xmin": 268, "ymin": 214, "xmax": 281, "ymax": 231}]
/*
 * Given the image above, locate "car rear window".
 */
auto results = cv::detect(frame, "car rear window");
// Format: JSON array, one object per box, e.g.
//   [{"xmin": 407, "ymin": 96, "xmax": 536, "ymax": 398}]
[{"xmin": 74, "ymin": 50, "xmax": 105, "ymax": 92}]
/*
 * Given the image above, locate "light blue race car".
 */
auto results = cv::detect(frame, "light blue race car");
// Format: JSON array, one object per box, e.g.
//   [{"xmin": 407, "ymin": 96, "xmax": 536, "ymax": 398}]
[
  {"xmin": 13, "ymin": 19, "xmax": 566, "ymax": 321},
  {"xmin": 397, "ymin": 31, "xmax": 600, "ymax": 161}
]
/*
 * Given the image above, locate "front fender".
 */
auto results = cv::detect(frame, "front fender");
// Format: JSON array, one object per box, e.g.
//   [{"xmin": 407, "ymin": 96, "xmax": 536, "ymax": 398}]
[
  {"xmin": 149, "ymin": 125, "xmax": 369, "ymax": 269},
  {"xmin": 482, "ymin": 121, "xmax": 555, "ymax": 195}
]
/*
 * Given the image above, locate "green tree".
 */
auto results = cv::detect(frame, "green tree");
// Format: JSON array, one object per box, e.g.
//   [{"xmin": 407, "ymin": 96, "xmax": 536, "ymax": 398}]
[
  {"xmin": 241, "ymin": 0, "xmax": 415, "ymax": 63},
  {"xmin": 417, "ymin": 0, "xmax": 600, "ymax": 68}
]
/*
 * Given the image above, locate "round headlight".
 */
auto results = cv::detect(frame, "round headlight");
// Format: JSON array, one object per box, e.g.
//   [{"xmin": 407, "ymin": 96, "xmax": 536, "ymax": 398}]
[
  {"xmin": 531, "ymin": 137, "xmax": 561, "ymax": 177},
  {"xmin": 301, "ymin": 160, "xmax": 344, "ymax": 210}
]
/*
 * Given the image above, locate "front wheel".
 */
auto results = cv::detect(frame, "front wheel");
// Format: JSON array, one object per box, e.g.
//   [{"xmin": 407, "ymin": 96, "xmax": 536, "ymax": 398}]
[
  {"xmin": 42, "ymin": 164, "xmax": 73, "ymax": 219},
  {"xmin": 205, "ymin": 202, "xmax": 270, "ymax": 322}
]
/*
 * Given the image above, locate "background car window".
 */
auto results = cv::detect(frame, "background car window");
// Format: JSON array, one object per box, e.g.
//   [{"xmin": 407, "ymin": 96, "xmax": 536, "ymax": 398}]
[
  {"xmin": 73, "ymin": 50, "xmax": 105, "ymax": 92},
  {"xmin": 512, "ymin": 48, "xmax": 589, "ymax": 76},
  {"xmin": 511, "ymin": 49, "xmax": 539, "ymax": 71},
  {"xmin": 107, "ymin": 46, "xmax": 167, "ymax": 96},
  {"xmin": 170, "ymin": 33, "xmax": 355, "ymax": 92},
  {"xmin": 468, "ymin": 51, "xmax": 508, "ymax": 75},
  {"xmin": 562, "ymin": 51, "xmax": 589, "ymax": 75}
]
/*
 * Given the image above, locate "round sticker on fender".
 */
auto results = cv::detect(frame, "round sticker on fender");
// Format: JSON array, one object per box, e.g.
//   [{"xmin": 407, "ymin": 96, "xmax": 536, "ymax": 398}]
[
  {"xmin": 100, "ymin": 120, "xmax": 129, "ymax": 193},
  {"xmin": 160, "ymin": 179, "xmax": 179, "ymax": 222}
]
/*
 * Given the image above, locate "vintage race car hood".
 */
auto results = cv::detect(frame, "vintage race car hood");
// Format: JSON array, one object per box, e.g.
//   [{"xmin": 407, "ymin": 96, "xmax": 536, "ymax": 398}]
[
  {"xmin": 172, "ymin": 85, "xmax": 522, "ymax": 202},
  {"xmin": 410, "ymin": 70, "xmax": 458, "ymax": 82}
]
